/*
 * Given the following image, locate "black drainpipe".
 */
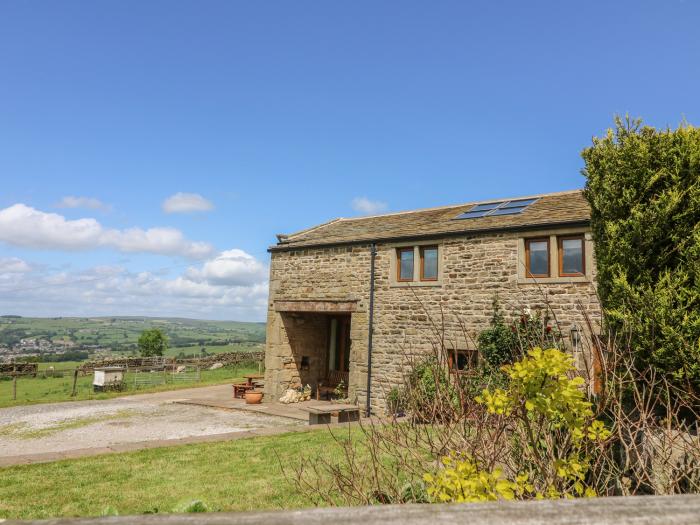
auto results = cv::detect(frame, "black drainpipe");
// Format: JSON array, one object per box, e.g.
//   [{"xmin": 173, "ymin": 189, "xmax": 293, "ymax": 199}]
[{"xmin": 366, "ymin": 242, "xmax": 377, "ymax": 417}]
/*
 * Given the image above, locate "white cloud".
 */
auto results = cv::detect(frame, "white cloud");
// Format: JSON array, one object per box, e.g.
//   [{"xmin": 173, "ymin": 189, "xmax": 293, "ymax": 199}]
[
  {"xmin": 351, "ymin": 196, "xmax": 388, "ymax": 215},
  {"xmin": 185, "ymin": 249, "xmax": 268, "ymax": 286},
  {"xmin": 0, "ymin": 257, "xmax": 31, "ymax": 274},
  {"xmin": 56, "ymin": 196, "xmax": 112, "ymax": 212},
  {"xmin": 162, "ymin": 192, "xmax": 214, "ymax": 213},
  {"xmin": 0, "ymin": 250, "xmax": 269, "ymax": 321},
  {"xmin": 102, "ymin": 227, "xmax": 213, "ymax": 259},
  {"xmin": 0, "ymin": 204, "xmax": 214, "ymax": 259}
]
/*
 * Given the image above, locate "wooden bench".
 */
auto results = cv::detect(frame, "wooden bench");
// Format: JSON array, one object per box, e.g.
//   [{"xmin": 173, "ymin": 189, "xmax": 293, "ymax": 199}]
[
  {"xmin": 305, "ymin": 403, "xmax": 360, "ymax": 425},
  {"xmin": 316, "ymin": 370, "xmax": 349, "ymax": 400},
  {"xmin": 232, "ymin": 383, "xmax": 255, "ymax": 398}
]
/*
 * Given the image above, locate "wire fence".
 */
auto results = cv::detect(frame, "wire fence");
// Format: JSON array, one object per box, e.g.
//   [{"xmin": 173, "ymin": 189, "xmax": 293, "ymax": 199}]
[{"xmin": 0, "ymin": 351, "xmax": 263, "ymax": 405}]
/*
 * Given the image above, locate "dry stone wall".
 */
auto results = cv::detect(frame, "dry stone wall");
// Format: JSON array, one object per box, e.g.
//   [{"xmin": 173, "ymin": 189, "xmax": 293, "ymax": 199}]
[{"xmin": 79, "ymin": 351, "xmax": 263, "ymax": 373}]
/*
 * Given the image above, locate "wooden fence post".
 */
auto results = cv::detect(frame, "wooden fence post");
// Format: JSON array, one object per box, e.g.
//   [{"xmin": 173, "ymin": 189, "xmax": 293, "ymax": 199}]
[
  {"xmin": 71, "ymin": 368, "xmax": 79, "ymax": 397},
  {"xmin": 12, "ymin": 365, "xmax": 17, "ymax": 401}
]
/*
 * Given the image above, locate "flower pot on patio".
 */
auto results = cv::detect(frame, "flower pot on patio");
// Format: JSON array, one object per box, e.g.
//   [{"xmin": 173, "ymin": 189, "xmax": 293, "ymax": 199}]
[{"xmin": 245, "ymin": 390, "xmax": 264, "ymax": 404}]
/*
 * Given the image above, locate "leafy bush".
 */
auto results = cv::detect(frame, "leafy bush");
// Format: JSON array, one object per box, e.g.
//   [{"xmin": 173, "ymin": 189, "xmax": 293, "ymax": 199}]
[
  {"xmin": 424, "ymin": 348, "xmax": 608, "ymax": 501},
  {"xmin": 477, "ymin": 299, "xmax": 561, "ymax": 368},
  {"xmin": 582, "ymin": 116, "xmax": 700, "ymax": 393},
  {"xmin": 424, "ymin": 453, "xmax": 530, "ymax": 502},
  {"xmin": 477, "ymin": 299, "xmax": 518, "ymax": 367},
  {"xmin": 405, "ymin": 357, "xmax": 459, "ymax": 421},
  {"xmin": 457, "ymin": 362, "xmax": 507, "ymax": 401},
  {"xmin": 287, "ymin": 304, "xmax": 700, "ymax": 505},
  {"xmin": 386, "ymin": 386, "xmax": 405, "ymax": 416}
]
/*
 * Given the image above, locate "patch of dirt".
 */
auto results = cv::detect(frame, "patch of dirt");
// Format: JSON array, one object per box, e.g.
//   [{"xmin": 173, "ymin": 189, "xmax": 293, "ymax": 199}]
[{"xmin": 0, "ymin": 385, "xmax": 300, "ymax": 457}]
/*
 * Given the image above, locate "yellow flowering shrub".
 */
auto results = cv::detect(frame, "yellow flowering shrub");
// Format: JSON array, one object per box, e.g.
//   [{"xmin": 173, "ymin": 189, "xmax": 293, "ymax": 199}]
[
  {"xmin": 425, "ymin": 348, "xmax": 610, "ymax": 502},
  {"xmin": 423, "ymin": 453, "xmax": 532, "ymax": 502}
]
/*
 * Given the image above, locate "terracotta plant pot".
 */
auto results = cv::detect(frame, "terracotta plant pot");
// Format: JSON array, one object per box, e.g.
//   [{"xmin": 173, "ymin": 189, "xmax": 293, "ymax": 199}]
[{"xmin": 245, "ymin": 390, "xmax": 264, "ymax": 404}]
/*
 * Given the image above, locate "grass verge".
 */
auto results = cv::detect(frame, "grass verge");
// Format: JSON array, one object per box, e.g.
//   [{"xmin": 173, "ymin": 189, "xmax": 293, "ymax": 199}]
[{"xmin": 0, "ymin": 428, "xmax": 344, "ymax": 520}]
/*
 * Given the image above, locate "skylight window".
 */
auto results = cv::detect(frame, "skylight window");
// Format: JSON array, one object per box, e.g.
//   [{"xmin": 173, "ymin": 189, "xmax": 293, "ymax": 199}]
[{"xmin": 454, "ymin": 198, "xmax": 538, "ymax": 220}]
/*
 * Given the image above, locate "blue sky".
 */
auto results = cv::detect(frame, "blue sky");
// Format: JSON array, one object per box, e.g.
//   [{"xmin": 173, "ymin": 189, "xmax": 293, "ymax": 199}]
[{"xmin": 0, "ymin": 1, "xmax": 698, "ymax": 320}]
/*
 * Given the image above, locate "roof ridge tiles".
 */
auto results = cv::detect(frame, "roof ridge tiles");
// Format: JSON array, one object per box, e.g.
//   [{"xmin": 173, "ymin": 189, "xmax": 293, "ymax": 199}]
[{"xmin": 272, "ymin": 189, "xmax": 589, "ymax": 250}]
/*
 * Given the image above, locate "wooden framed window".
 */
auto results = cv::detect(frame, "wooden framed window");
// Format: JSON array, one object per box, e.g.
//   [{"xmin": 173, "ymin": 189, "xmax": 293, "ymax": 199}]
[
  {"xmin": 449, "ymin": 349, "xmax": 478, "ymax": 372},
  {"xmin": 396, "ymin": 247, "xmax": 414, "ymax": 282},
  {"xmin": 419, "ymin": 246, "xmax": 438, "ymax": 281},
  {"xmin": 558, "ymin": 235, "xmax": 585, "ymax": 276},
  {"xmin": 525, "ymin": 238, "xmax": 550, "ymax": 278}
]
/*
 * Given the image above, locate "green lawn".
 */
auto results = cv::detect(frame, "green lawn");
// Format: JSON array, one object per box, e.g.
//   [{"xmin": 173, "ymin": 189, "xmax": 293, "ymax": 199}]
[
  {"xmin": 0, "ymin": 365, "xmax": 259, "ymax": 408},
  {"xmin": 0, "ymin": 429, "xmax": 340, "ymax": 520},
  {"xmin": 37, "ymin": 361, "xmax": 84, "ymax": 371}
]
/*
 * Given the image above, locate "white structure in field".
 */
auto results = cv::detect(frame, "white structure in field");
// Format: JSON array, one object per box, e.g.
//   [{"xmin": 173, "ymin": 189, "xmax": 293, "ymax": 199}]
[{"xmin": 93, "ymin": 366, "xmax": 125, "ymax": 390}]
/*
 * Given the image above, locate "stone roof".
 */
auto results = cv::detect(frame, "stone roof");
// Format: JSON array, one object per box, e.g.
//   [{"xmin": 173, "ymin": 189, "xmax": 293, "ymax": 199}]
[{"xmin": 272, "ymin": 189, "xmax": 590, "ymax": 250}]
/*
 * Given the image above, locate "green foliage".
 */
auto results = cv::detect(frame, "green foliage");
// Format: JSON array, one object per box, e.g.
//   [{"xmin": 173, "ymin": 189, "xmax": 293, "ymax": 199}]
[
  {"xmin": 456, "ymin": 362, "xmax": 507, "ymax": 401},
  {"xmin": 138, "ymin": 329, "xmax": 168, "ymax": 357},
  {"xmin": 405, "ymin": 357, "xmax": 458, "ymax": 420},
  {"xmin": 425, "ymin": 348, "xmax": 609, "ymax": 502},
  {"xmin": 424, "ymin": 453, "xmax": 532, "ymax": 502},
  {"xmin": 386, "ymin": 386, "xmax": 405, "ymax": 415},
  {"xmin": 477, "ymin": 299, "xmax": 518, "ymax": 367},
  {"xmin": 582, "ymin": 116, "xmax": 700, "ymax": 392},
  {"xmin": 333, "ymin": 379, "xmax": 346, "ymax": 400},
  {"xmin": 477, "ymin": 299, "xmax": 561, "ymax": 368},
  {"xmin": 478, "ymin": 349, "xmax": 599, "ymax": 440}
]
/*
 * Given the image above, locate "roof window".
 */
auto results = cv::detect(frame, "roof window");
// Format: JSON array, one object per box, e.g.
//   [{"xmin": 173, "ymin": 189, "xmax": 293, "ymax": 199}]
[{"xmin": 454, "ymin": 198, "xmax": 537, "ymax": 219}]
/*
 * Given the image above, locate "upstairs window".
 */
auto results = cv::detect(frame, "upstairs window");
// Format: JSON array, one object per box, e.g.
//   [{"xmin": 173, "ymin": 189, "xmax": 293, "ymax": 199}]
[
  {"xmin": 525, "ymin": 238, "xmax": 550, "ymax": 278},
  {"xmin": 420, "ymin": 246, "xmax": 438, "ymax": 281},
  {"xmin": 559, "ymin": 235, "xmax": 585, "ymax": 276},
  {"xmin": 397, "ymin": 247, "xmax": 414, "ymax": 281}
]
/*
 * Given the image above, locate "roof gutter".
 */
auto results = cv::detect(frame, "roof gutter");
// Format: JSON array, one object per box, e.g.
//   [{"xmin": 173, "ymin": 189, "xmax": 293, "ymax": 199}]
[{"xmin": 268, "ymin": 219, "xmax": 591, "ymax": 253}]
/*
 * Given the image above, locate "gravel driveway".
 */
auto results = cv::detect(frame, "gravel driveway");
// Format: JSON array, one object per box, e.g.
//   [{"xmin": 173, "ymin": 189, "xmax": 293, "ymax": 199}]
[{"xmin": 0, "ymin": 385, "xmax": 299, "ymax": 460}]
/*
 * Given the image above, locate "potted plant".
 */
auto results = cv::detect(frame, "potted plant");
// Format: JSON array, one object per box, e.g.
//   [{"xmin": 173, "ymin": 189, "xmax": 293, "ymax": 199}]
[{"xmin": 245, "ymin": 390, "xmax": 264, "ymax": 404}]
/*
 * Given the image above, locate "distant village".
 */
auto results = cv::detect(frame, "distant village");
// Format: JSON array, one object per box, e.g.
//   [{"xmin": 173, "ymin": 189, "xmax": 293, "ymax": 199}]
[
  {"xmin": 0, "ymin": 315, "xmax": 266, "ymax": 364},
  {"xmin": 0, "ymin": 337, "xmax": 112, "ymax": 363}
]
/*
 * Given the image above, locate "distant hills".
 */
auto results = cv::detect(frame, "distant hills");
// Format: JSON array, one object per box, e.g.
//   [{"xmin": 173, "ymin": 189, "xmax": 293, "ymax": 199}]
[{"xmin": 0, "ymin": 315, "xmax": 266, "ymax": 350}]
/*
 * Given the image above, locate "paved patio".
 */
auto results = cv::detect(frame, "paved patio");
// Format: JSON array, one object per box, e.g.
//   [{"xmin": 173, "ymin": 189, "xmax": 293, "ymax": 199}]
[{"xmin": 173, "ymin": 383, "xmax": 361, "ymax": 422}]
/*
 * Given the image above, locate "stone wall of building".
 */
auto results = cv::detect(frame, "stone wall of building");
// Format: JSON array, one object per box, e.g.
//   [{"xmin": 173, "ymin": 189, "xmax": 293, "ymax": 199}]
[{"xmin": 264, "ymin": 227, "xmax": 601, "ymax": 412}]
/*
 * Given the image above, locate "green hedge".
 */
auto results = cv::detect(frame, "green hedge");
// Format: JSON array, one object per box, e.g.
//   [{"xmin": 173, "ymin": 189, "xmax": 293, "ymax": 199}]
[{"xmin": 581, "ymin": 116, "xmax": 700, "ymax": 392}]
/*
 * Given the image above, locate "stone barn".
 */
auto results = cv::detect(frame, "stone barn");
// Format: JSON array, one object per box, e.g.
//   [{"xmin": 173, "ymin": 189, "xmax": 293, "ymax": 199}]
[{"xmin": 263, "ymin": 190, "xmax": 600, "ymax": 413}]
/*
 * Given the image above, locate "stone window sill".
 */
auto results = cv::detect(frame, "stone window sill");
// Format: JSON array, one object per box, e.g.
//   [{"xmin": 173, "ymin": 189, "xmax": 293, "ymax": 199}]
[
  {"xmin": 390, "ymin": 280, "xmax": 443, "ymax": 288},
  {"xmin": 517, "ymin": 276, "xmax": 591, "ymax": 285}
]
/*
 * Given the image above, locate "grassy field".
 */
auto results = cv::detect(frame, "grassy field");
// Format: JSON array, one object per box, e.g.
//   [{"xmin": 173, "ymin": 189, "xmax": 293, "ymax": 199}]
[
  {"xmin": 0, "ymin": 429, "xmax": 343, "ymax": 520},
  {"xmin": 163, "ymin": 342, "xmax": 264, "ymax": 358},
  {"xmin": 0, "ymin": 315, "xmax": 265, "ymax": 350},
  {"xmin": 0, "ymin": 364, "xmax": 259, "ymax": 409}
]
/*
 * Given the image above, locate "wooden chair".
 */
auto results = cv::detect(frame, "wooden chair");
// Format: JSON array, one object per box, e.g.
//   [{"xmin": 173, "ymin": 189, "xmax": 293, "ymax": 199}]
[{"xmin": 316, "ymin": 370, "xmax": 349, "ymax": 400}]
